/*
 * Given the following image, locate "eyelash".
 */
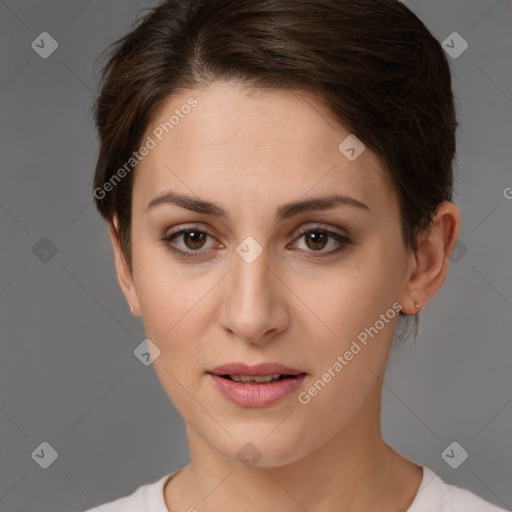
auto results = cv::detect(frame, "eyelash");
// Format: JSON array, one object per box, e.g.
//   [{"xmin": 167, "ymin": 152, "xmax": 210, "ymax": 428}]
[{"xmin": 160, "ymin": 224, "xmax": 353, "ymax": 261}]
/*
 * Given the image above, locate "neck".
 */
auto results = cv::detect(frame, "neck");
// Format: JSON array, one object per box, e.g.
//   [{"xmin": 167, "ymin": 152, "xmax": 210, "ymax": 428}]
[{"xmin": 164, "ymin": 387, "xmax": 422, "ymax": 512}]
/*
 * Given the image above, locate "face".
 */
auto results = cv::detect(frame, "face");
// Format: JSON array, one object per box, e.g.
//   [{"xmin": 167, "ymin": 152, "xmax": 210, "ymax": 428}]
[{"xmin": 115, "ymin": 80, "xmax": 416, "ymax": 467}]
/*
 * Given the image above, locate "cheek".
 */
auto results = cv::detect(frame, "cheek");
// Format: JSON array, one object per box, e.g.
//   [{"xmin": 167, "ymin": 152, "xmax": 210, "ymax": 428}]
[
  {"xmin": 132, "ymin": 243, "xmax": 191, "ymax": 342},
  {"xmin": 293, "ymin": 245, "xmax": 402, "ymax": 339},
  {"xmin": 288, "ymin": 241, "xmax": 405, "ymax": 396},
  {"xmin": 132, "ymin": 250, "xmax": 228, "ymax": 390},
  {"xmin": 137, "ymin": 269, "xmax": 208, "ymax": 346},
  {"xmin": 135, "ymin": 263, "xmax": 208, "ymax": 403},
  {"xmin": 133, "ymin": 231, "xmax": 199, "ymax": 317},
  {"xmin": 293, "ymin": 276, "xmax": 400, "ymax": 430}
]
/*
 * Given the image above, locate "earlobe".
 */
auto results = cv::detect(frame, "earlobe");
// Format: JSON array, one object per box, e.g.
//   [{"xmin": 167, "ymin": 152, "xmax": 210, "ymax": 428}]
[
  {"xmin": 108, "ymin": 219, "xmax": 141, "ymax": 317},
  {"xmin": 399, "ymin": 201, "xmax": 460, "ymax": 315}
]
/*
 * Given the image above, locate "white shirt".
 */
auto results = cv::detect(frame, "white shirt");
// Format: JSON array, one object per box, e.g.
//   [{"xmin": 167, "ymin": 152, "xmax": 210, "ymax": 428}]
[{"xmin": 81, "ymin": 465, "xmax": 510, "ymax": 511}]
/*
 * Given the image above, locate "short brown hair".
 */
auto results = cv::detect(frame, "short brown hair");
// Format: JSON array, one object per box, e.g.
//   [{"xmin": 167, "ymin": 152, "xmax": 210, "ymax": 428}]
[{"xmin": 92, "ymin": 0, "xmax": 459, "ymax": 335}]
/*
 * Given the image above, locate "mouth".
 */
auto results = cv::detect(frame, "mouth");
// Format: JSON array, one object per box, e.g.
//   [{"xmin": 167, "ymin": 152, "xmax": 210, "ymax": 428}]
[
  {"xmin": 213, "ymin": 373, "xmax": 305, "ymax": 384},
  {"xmin": 207, "ymin": 362, "xmax": 307, "ymax": 381},
  {"xmin": 206, "ymin": 362, "xmax": 307, "ymax": 406}
]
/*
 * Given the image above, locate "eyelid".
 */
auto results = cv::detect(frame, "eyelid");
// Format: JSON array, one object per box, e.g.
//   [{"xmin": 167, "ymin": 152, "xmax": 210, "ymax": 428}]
[
  {"xmin": 160, "ymin": 222, "xmax": 352, "ymax": 259},
  {"xmin": 293, "ymin": 222, "xmax": 349, "ymax": 238},
  {"xmin": 164, "ymin": 223, "xmax": 221, "ymax": 241},
  {"xmin": 163, "ymin": 224, "xmax": 223, "ymax": 249},
  {"xmin": 164, "ymin": 221, "xmax": 349, "ymax": 239},
  {"xmin": 288, "ymin": 223, "xmax": 352, "ymax": 255}
]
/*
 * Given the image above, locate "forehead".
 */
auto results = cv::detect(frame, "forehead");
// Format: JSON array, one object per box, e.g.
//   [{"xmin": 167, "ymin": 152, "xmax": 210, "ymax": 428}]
[{"xmin": 134, "ymin": 81, "xmax": 395, "ymax": 214}]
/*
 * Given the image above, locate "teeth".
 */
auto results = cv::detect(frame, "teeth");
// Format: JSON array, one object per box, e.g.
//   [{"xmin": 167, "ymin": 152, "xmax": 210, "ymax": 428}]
[{"xmin": 229, "ymin": 373, "xmax": 282, "ymax": 383}]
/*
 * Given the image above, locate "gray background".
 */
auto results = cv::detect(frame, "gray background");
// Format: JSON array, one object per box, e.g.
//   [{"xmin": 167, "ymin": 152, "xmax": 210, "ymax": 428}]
[{"xmin": 0, "ymin": 1, "xmax": 510, "ymax": 511}]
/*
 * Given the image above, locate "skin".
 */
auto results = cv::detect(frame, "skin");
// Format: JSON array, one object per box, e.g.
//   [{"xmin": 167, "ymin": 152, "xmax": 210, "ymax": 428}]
[{"xmin": 109, "ymin": 80, "xmax": 460, "ymax": 512}]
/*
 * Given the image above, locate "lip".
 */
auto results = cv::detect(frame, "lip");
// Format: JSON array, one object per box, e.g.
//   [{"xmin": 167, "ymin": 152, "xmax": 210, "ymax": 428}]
[
  {"xmin": 206, "ymin": 362, "xmax": 307, "ymax": 408},
  {"xmin": 208, "ymin": 362, "xmax": 305, "ymax": 377}
]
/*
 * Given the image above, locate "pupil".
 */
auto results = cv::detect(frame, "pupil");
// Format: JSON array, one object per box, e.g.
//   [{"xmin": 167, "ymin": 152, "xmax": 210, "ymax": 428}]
[
  {"xmin": 183, "ymin": 231, "xmax": 328, "ymax": 251},
  {"xmin": 306, "ymin": 232, "xmax": 327, "ymax": 250},
  {"xmin": 185, "ymin": 231, "xmax": 206, "ymax": 249}
]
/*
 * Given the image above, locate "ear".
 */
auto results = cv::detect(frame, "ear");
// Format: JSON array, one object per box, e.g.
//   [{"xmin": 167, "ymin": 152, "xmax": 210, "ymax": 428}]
[
  {"xmin": 108, "ymin": 218, "xmax": 141, "ymax": 316},
  {"xmin": 399, "ymin": 201, "xmax": 460, "ymax": 314}
]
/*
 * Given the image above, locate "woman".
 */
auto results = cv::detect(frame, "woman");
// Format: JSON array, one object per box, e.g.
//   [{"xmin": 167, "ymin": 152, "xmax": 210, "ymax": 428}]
[{"xmin": 85, "ymin": 0, "xmax": 509, "ymax": 510}]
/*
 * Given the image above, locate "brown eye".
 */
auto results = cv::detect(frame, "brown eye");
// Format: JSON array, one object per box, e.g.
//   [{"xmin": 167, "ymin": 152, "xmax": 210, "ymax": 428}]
[
  {"xmin": 304, "ymin": 231, "xmax": 328, "ymax": 251},
  {"xmin": 160, "ymin": 226, "xmax": 220, "ymax": 260},
  {"xmin": 182, "ymin": 230, "xmax": 207, "ymax": 250},
  {"xmin": 291, "ymin": 226, "xmax": 353, "ymax": 257},
  {"xmin": 161, "ymin": 224, "xmax": 351, "ymax": 261}
]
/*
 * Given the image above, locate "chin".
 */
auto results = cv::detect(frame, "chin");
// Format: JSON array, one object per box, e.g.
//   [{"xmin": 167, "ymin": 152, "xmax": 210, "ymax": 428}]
[{"xmin": 214, "ymin": 428, "xmax": 316, "ymax": 469}]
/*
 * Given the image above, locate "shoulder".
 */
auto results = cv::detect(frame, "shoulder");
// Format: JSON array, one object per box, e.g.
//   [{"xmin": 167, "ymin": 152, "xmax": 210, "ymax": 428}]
[
  {"xmin": 409, "ymin": 466, "xmax": 510, "ymax": 512},
  {"xmin": 443, "ymin": 483, "xmax": 510, "ymax": 512},
  {"xmin": 79, "ymin": 472, "xmax": 174, "ymax": 512}
]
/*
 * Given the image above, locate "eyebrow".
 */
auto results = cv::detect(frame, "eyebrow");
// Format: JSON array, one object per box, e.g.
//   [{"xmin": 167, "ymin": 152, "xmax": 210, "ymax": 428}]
[{"xmin": 146, "ymin": 190, "xmax": 369, "ymax": 221}]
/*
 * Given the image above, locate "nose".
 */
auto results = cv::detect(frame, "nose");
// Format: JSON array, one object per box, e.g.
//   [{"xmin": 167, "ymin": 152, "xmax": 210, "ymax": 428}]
[{"xmin": 216, "ymin": 245, "xmax": 289, "ymax": 345}]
